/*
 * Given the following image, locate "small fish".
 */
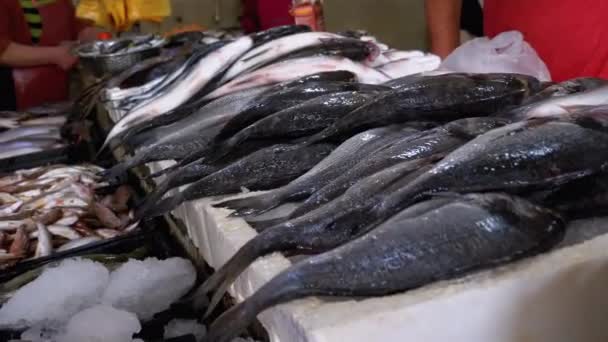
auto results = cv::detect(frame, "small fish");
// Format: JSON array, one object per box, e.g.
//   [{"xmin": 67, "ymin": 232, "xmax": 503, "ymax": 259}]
[
  {"xmin": 202, "ymin": 194, "xmax": 565, "ymax": 342},
  {"xmin": 9, "ymin": 227, "xmax": 29, "ymax": 257},
  {"xmin": 95, "ymin": 228, "xmax": 121, "ymax": 239},
  {"xmin": 19, "ymin": 116, "xmax": 66, "ymax": 126},
  {"xmin": 30, "ymin": 224, "xmax": 81, "ymax": 240},
  {"xmin": 55, "ymin": 215, "xmax": 78, "ymax": 226},
  {"xmin": 56, "ymin": 236, "xmax": 101, "ymax": 252},
  {"xmin": 34, "ymin": 223, "xmax": 53, "ymax": 257},
  {"xmin": 0, "ymin": 220, "xmax": 31, "ymax": 231},
  {"xmin": 34, "ymin": 208, "xmax": 63, "ymax": 225},
  {"xmin": 92, "ymin": 203, "xmax": 122, "ymax": 229},
  {"xmin": 0, "ymin": 201, "xmax": 23, "ymax": 216}
]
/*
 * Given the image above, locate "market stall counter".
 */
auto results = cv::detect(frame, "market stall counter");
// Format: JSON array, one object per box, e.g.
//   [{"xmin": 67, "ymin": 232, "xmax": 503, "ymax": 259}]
[{"xmin": 148, "ymin": 161, "xmax": 608, "ymax": 342}]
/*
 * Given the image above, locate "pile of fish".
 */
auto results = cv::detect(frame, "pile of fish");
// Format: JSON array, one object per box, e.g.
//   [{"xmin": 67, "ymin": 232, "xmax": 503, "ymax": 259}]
[
  {"xmin": 0, "ymin": 164, "xmax": 138, "ymax": 266},
  {"xmin": 0, "ymin": 103, "xmax": 71, "ymax": 160},
  {"xmin": 94, "ymin": 25, "xmax": 608, "ymax": 342},
  {"xmin": 96, "ymin": 25, "xmax": 439, "ymax": 126}
]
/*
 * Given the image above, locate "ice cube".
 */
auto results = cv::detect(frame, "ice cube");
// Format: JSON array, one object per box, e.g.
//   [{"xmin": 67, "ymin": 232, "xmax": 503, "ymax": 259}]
[
  {"xmin": 0, "ymin": 258, "xmax": 109, "ymax": 329},
  {"xmin": 164, "ymin": 319, "xmax": 207, "ymax": 341},
  {"xmin": 101, "ymin": 257, "xmax": 196, "ymax": 320},
  {"xmin": 59, "ymin": 305, "xmax": 141, "ymax": 342}
]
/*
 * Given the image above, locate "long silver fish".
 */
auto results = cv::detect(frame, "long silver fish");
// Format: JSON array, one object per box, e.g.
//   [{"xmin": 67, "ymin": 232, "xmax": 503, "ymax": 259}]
[
  {"xmin": 101, "ymin": 36, "xmax": 254, "ymax": 151},
  {"xmin": 203, "ymin": 56, "xmax": 391, "ymax": 100},
  {"xmin": 0, "ymin": 125, "xmax": 61, "ymax": 144},
  {"xmin": 221, "ymin": 32, "xmax": 341, "ymax": 81}
]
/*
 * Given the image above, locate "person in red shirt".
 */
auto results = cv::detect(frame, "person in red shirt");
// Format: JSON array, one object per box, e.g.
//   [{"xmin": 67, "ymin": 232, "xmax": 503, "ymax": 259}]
[
  {"xmin": 0, "ymin": 0, "xmax": 98, "ymax": 111},
  {"xmin": 425, "ymin": 0, "xmax": 608, "ymax": 82},
  {"xmin": 240, "ymin": 0, "xmax": 293, "ymax": 33}
]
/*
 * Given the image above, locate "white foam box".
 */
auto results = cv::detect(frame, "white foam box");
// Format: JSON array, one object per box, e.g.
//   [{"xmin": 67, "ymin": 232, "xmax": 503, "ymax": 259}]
[{"xmin": 149, "ymin": 162, "xmax": 608, "ymax": 342}]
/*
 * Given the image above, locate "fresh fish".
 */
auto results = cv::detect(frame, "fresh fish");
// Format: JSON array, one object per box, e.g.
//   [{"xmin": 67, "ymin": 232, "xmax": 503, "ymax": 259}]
[
  {"xmin": 102, "ymin": 87, "xmax": 273, "ymax": 179},
  {"xmin": 136, "ymin": 143, "xmax": 336, "ymax": 219},
  {"xmin": 514, "ymin": 85, "xmax": 608, "ymax": 119},
  {"xmin": 0, "ymin": 201, "xmax": 23, "ymax": 216},
  {"xmin": 223, "ymin": 32, "xmax": 342, "ymax": 81},
  {"xmin": 9, "ymin": 227, "xmax": 29, "ymax": 256},
  {"xmin": 0, "ymin": 220, "xmax": 31, "ymax": 231},
  {"xmin": 56, "ymin": 236, "xmax": 101, "ymax": 252},
  {"xmin": 0, "ymin": 125, "xmax": 61, "ymax": 144},
  {"xmin": 206, "ymin": 90, "xmax": 380, "ymax": 163},
  {"xmin": 159, "ymin": 78, "xmax": 372, "ymax": 177},
  {"xmin": 372, "ymin": 112, "xmax": 608, "ymax": 226},
  {"xmin": 141, "ymin": 140, "xmax": 277, "ymax": 210},
  {"xmin": 34, "ymin": 223, "xmax": 53, "ymax": 257},
  {"xmin": 290, "ymin": 117, "xmax": 508, "ymax": 219},
  {"xmin": 195, "ymin": 156, "xmax": 440, "ymax": 317},
  {"xmin": 101, "ymin": 36, "xmax": 254, "ymax": 151},
  {"xmin": 213, "ymin": 78, "xmax": 368, "ymax": 143},
  {"xmin": 302, "ymin": 73, "xmax": 541, "ymax": 144},
  {"xmin": 96, "ymin": 228, "xmax": 121, "ymax": 239},
  {"xmin": 0, "ymin": 140, "xmax": 58, "ymax": 159},
  {"xmin": 250, "ymin": 25, "xmax": 311, "ymax": 47},
  {"xmin": 55, "ymin": 215, "xmax": 79, "ymax": 226},
  {"xmin": 92, "ymin": 203, "xmax": 121, "ymax": 229},
  {"xmin": 204, "ymin": 56, "xmax": 390, "ymax": 100},
  {"xmin": 129, "ymin": 84, "xmax": 273, "ymax": 148},
  {"xmin": 31, "ymin": 224, "xmax": 81, "ymax": 240},
  {"xmin": 214, "ymin": 126, "xmax": 418, "ymax": 216},
  {"xmin": 496, "ymin": 77, "xmax": 608, "ymax": 120},
  {"xmin": 34, "ymin": 208, "xmax": 62, "ymax": 225},
  {"xmin": 530, "ymin": 172, "xmax": 608, "ymax": 219},
  {"xmin": 272, "ymin": 38, "xmax": 381, "ymax": 64},
  {"xmin": 202, "ymin": 193, "xmax": 565, "ymax": 342},
  {"xmin": 109, "ymin": 185, "xmax": 131, "ymax": 212}
]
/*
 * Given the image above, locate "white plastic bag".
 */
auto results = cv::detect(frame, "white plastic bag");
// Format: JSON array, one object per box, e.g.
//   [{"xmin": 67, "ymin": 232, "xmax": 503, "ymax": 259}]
[{"xmin": 441, "ymin": 31, "xmax": 551, "ymax": 81}]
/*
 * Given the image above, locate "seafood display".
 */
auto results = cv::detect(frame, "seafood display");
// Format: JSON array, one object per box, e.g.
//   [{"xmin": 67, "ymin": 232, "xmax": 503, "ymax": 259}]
[
  {"xmin": 0, "ymin": 164, "xmax": 138, "ymax": 266},
  {"xmin": 0, "ymin": 107, "xmax": 70, "ymax": 160},
  {"xmin": 3, "ymin": 24, "xmax": 605, "ymax": 342}
]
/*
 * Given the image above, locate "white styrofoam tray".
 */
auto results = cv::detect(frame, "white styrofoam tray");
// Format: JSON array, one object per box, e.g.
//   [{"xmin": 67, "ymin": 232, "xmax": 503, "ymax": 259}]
[{"xmin": 150, "ymin": 161, "xmax": 608, "ymax": 342}]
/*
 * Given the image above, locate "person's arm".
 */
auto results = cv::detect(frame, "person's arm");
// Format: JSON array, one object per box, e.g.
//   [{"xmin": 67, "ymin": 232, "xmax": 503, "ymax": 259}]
[
  {"xmin": 425, "ymin": 0, "xmax": 463, "ymax": 58},
  {"xmin": 0, "ymin": 42, "xmax": 78, "ymax": 70}
]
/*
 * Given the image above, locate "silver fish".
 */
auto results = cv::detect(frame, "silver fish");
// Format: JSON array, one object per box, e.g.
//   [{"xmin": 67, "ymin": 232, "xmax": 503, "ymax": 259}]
[
  {"xmin": 56, "ymin": 236, "xmax": 101, "ymax": 252},
  {"xmin": 101, "ymin": 36, "xmax": 254, "ymax": 151},
  {"xmin": 222, "ymin": 32, "xmax": 341, "ymax": 81},
  {"xmin": 34, "ymin": 223, "xmax": 53, "ymax": 257},
  {"xmin": 204, "ymin": 56, "xmax": 390, "ymax": 100},
  {"xmin": 0, "ymin": 125, "xmax": 61, "ymax": 144}
]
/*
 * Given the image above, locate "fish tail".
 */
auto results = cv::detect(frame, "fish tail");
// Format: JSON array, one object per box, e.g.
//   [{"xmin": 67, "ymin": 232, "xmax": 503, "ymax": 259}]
[
  {"xmin": 99, "ymin": 157, "xmax": 140, "ymax": 183},
  {"xmin": 204, "ymin": 270, "xmax": 307, "ymax": 342},
  {"xmin": 134, "ymin": 192, "xmax": 182, "ymax": 221},
  {"xmin": 247, "ymin": 216, "xmax": 287, "ymax": 232},
  {"xmin": 214, "ymin": 192, "xmax": 281, "ymax": 217},
  {"xmin": 191, "ymin": 228, "xmax": 286, "ymax": 316},
  {"xmin": 190, "ymin": 236, "xmax": 267, "ymax": 316}
]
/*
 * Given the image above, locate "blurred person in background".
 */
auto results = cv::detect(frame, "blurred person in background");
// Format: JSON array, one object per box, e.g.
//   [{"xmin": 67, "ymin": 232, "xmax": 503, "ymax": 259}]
[
  {"xmin": 425, "ymin": 0, "xmax": 608, "ymax": 81},
  {"xmin": 0, "ymin": 0, "xmax": 99, "ymax": 111},
  {"xmin": 240, "ymin": 0, "xmax": 293, "ymax": 33}
]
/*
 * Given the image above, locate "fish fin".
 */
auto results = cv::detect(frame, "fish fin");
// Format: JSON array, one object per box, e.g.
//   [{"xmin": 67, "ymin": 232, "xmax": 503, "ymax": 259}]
[
  {"xmin": 190, "ymin": 237, "xmax": 264, "ymax": 312},
  {"xmin": 214, "ymin": 194, "xmax": 279, "ymax": 217},
  {"xmin": 246, "ymin": 217, "xmax": 286, "ymax": 232}
]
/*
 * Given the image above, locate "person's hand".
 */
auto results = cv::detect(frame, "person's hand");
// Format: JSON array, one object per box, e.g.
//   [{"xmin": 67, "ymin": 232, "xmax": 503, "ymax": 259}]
[{"xmin": 50, "ymin": 44, "xmax": 78, "ymax": 71}]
